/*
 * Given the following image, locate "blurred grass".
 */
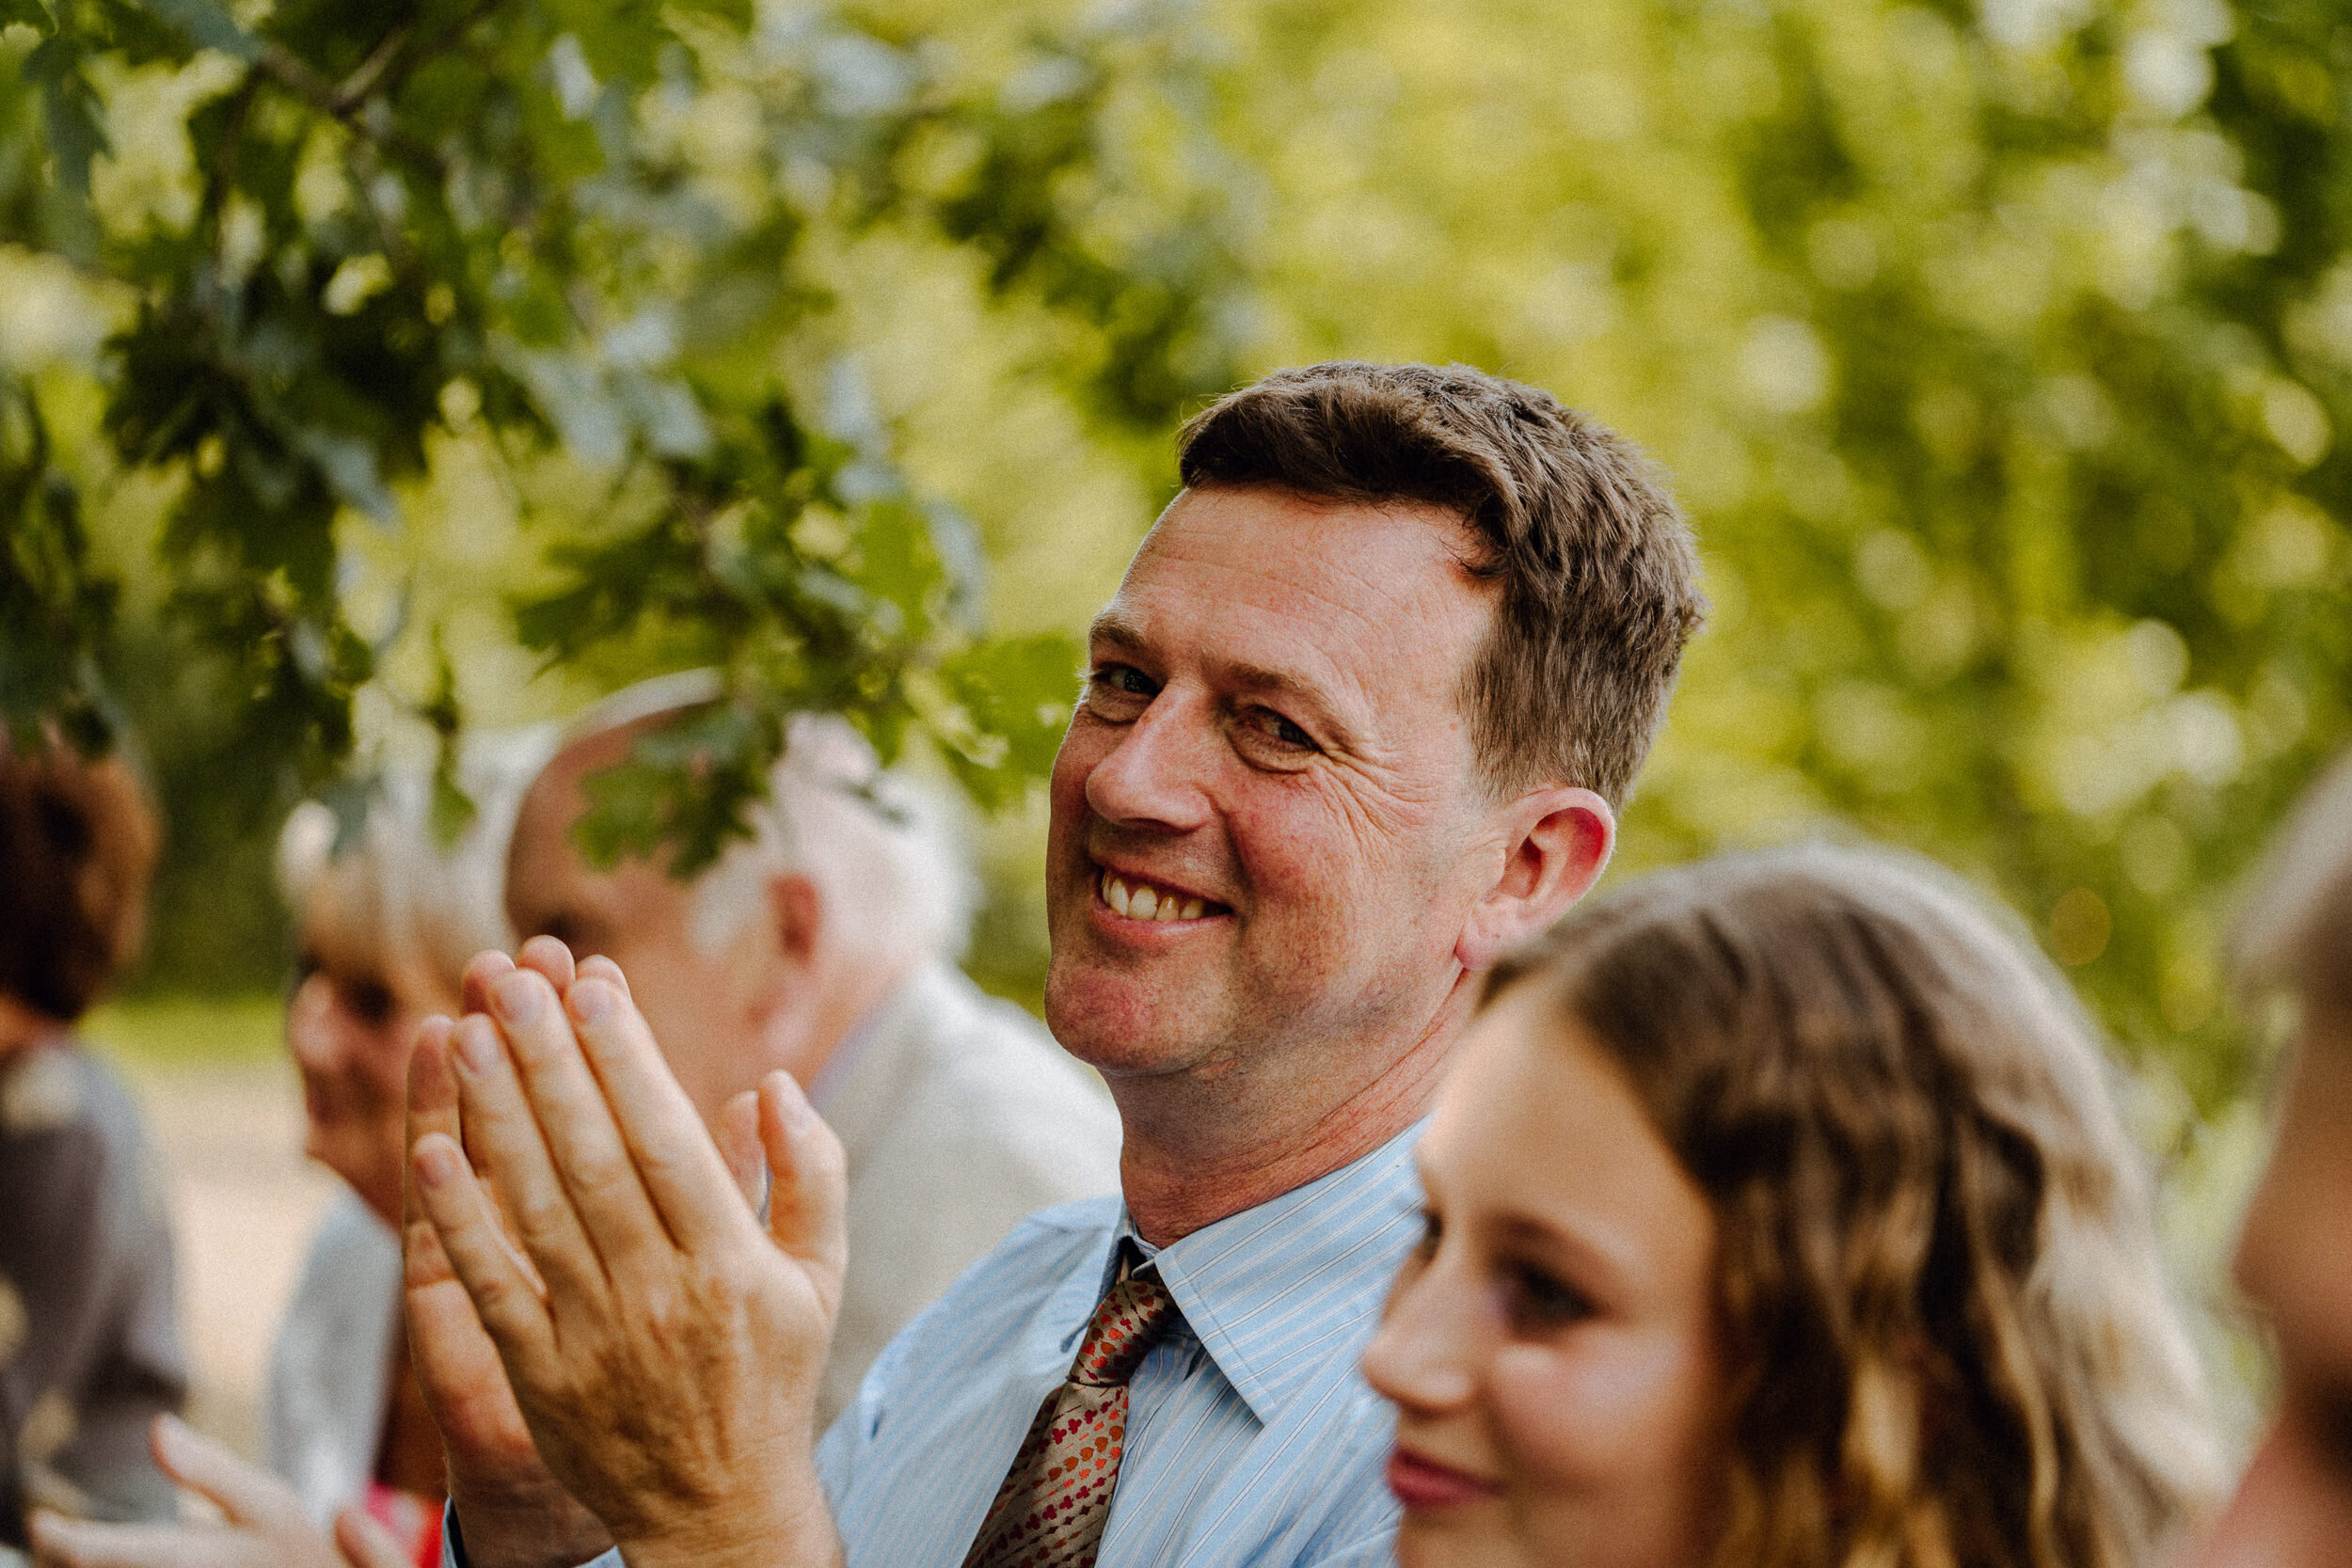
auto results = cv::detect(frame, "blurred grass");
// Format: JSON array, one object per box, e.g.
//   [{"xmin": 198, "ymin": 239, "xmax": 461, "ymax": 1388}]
[{"xmin": 81, "ymin": 993, "xmax": 284, "ymax": 1066}]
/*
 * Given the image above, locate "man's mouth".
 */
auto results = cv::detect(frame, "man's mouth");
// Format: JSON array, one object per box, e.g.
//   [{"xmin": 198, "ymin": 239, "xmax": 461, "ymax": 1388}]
[{"xmin": 1097, "ymin": 868, "xmax": 1224, "ymax": 924}]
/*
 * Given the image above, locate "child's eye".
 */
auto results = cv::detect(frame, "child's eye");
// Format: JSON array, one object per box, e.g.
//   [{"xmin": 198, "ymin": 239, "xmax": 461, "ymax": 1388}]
[{"xmin": 1504, "ymin": 1264, "xmax": 1594, "ymax": 1334}]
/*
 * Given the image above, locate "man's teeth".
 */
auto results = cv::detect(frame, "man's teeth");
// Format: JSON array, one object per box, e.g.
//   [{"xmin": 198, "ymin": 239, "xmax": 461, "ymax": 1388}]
[{"xmin": 1101, "ymin": 873, "xmax": 1206, "ymax": 923}]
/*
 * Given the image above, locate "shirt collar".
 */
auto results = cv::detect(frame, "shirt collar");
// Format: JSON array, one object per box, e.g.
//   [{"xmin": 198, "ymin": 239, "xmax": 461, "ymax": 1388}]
[
  {"xmin": 1107, "ymin": 1118, "xmax": 1427, "ymax": 1425},
  {"xmin": 804, "ymin": 992, "xmax": 889, "ymax": 1115}
]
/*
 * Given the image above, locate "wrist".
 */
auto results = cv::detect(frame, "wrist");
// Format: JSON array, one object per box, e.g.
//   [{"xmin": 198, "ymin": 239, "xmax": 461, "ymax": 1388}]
[
  {"xmin": 616, "ymin": 1474, "xmax": 840, "ymax": 1568},
  {"xmin": 449, "ymin": 1477, "xmax": 613, "ymax": 1568}
]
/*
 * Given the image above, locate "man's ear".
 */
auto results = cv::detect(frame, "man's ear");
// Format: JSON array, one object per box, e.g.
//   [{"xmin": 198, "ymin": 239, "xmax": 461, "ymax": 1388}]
[
  {"xmin": 768, "ymin": 871, "xmax": 824, "ymax": 971},
  {"xmin": 1454, "ymin": 787, "xmax": 1614, "ymax": 974}
]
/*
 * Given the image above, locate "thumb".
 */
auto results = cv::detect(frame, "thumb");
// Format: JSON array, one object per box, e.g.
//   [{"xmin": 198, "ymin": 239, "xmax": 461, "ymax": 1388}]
[
  {"xmin": 149, "ymin": 1415, "xmax": 305, "ymax": 1532},
  {"xmin": 758, "ymin": 1070, "xmax": 848, "ymax": 1319},
  {"xmin": 332, "ymin": 1508, "xmax": 414, "ymax": 1568}
]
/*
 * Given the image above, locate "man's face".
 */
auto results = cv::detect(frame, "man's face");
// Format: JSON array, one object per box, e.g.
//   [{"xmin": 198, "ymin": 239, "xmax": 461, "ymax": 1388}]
[
  {"xmin": 1043, "ymin": 484, "xmax": 1507, "ymax": 1088},
  {"xmin": 2197, "ymin": 1003, "xmax": 2352, "ymax": 1565},
  {"xmin": 503, "ymin": 731, "xmax": 766, "ymax": 1126}
]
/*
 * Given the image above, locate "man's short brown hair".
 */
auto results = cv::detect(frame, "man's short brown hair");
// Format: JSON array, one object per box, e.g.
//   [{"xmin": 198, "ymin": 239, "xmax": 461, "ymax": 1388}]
[
  {"xmin": 1178, "ymin": 361, "xmax": 1704, "ymax": 805},
  {"xmin": 0, "ymin": 734, "xmax": 159, "ymax": 1022}
]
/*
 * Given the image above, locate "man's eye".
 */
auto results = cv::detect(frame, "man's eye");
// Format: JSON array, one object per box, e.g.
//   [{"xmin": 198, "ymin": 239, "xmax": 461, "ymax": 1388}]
[
  {"xmin": 1237, "ymin": 707, "xmax": 1317, "ymax": 755},
  {"xmin": 1503, "ymin": 1264, "xmax": 1593, "ymax": 1334},
  {"xmin": 342, "ymin": 974, "xmax": 397, "ymax": 1027},
  {"xmin": 1083, "ymin": 664, "xmax": 1158, "ymax": 706},
  {"xmin": 535, "ymin": 915, "xmax": 599, "ymax": 956},
  {"xmin": 1264, "ymin": 711, "xmax": 1314, "ymax": 748}
]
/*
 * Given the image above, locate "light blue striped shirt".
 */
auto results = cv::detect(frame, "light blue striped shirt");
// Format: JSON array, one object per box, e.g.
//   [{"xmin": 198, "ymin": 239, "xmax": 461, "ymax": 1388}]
[
  {"xmin": 453, "ymin": 1123, "xmax": 1420, "ymax": 1568},
  {"xmin": 819, "ymin": 1120, "xmax": 1421, "ymax": 1567}
]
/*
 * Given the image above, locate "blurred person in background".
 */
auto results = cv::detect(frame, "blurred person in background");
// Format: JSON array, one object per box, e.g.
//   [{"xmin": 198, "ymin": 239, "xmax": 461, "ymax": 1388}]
[
  {"xmin": 501, "ymin": 675, "xmax": 1122, "ymax": 1424},
  {"xmin": 1363, "ymin": 843, "xmax": 2224, "ymax": 1568},
  {"xmin": 29, "ymin": 736, "xmax": 548, "ymax": 1568},
  {"xmin": 2193, "ymin": 751, "xmax": 2352, "ymax": 1567},
  {"xmin": 0, "ymin": 732, "xmax": 183, "ymax": 1554}
]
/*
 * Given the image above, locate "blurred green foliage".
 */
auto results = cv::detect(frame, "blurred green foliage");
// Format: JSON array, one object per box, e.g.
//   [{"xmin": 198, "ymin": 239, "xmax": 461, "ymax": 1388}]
[
  {"xmin": 81, "ymin": 991, "xmax": 283, "ymax": 1064},
  {"xmin": 1, "ymin": 0, "xmax": 2345, "ymax": 1131},
  {"xmin": 0, "ymin": 0, "xmax": 1246, "ymax": 983},
  {"xmin": 1204, "ymin": 0, "xmax": 2351, "ymax": 1113}
]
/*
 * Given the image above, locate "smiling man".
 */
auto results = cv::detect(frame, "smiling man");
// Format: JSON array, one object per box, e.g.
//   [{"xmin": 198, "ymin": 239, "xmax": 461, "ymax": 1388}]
[{"xmin": 402, "ymin": 361, "xmax": 1706, "ymax": 1568}]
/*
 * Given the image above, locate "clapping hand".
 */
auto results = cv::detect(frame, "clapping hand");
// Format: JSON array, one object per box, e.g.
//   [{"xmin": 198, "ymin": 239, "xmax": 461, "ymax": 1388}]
[
  {"xmin": 27, "ymin": 1415, "xmax": 412, "ymax": 1568},
  {"xmin": 403, "ymin": 939, "xmax": 847, "ymax": 1568}
]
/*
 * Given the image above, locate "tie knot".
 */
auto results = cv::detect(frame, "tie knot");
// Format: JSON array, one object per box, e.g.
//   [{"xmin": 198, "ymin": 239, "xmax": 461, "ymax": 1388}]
[{"xmin": 1069, "ymin": 1270, "xmax": 1178, "ymax": 1387}]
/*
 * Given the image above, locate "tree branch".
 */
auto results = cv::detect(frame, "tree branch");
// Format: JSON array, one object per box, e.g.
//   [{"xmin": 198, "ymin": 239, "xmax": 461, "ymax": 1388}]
[{"xmin": 333, "ymin": 26, "xmax": 409, "ymax": 113}]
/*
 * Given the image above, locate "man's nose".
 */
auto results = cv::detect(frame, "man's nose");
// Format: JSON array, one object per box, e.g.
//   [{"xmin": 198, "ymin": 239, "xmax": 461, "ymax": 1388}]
[
  {"xmin": 1083, "ymin": 692, "xmax": 1216, "ymax": 833},
  {"xmin": 1360, "ymin": 1260, "xmax": 1484, "ymax": 1415}
]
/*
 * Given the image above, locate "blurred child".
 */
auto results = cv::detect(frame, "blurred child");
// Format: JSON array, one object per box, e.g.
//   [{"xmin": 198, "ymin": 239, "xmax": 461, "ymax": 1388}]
[{"xmin": 1364, "ymin": 843, "xmax": 2224, "ymax": 1568}]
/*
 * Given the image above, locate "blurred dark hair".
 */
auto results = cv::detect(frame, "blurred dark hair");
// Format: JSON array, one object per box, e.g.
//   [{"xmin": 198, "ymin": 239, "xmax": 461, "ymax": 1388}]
[
  {"xmin": 2234, "ymin": 748, "xmax": 2352, "ymax": 1018},
  {"xmin": 1177, "ymin": 360, "xmax": 1705, "ymax": 806},
  {"xmin": 1486, "ymin": 843, "xmax": 2220, "ymax": 1568},
  {"xmin": 0, "ymin": 733, "xmax": 159, "ymax": 1022}
]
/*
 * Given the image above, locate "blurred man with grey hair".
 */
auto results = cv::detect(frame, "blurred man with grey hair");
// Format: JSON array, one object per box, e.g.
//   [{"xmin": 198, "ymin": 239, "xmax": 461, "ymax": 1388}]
[{"xmin": 501, "ymin": 673, "xmax": 1121, "ymax": 1421}]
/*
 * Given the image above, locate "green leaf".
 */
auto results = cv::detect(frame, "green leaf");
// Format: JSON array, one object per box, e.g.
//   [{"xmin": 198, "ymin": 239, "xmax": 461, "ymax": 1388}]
[
  {"xmin": 140, "ymin": 0, "xmax": 260, "ymax": 59},
  {"xmin": 24, "ymin": 37, "xmax": 108, "ymax": 201},
  {"xmin": 0, "ymin": 0, "xmax": 57, "ymax": 38}
]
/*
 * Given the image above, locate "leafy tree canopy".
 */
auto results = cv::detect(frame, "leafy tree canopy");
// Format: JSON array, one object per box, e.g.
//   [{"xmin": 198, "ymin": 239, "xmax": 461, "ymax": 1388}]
[
  {"xmin": 0, "ymin": 0, "xmax": 1248, "ymax": 880},
  {"xmin": 4, "ymin": 0, "xmax": 2348, "ymax": 1125}
]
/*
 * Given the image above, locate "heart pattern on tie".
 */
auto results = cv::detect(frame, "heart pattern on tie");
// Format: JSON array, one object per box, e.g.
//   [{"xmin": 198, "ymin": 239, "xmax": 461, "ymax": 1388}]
[{"xmin": 961, "ymin": 1263, "xmax": 1180, "ymax": 1568}]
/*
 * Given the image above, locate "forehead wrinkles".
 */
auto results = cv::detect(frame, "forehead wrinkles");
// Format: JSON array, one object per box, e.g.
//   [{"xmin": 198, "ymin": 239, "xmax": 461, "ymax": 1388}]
[{"xmin": 1111, "ymin": 512, "xmax": 1487, "ymax": 735}]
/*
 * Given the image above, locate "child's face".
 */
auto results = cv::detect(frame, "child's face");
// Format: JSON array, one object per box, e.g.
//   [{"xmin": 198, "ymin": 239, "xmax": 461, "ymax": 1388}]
[{"xmin": 1362, "ymin": 989, "xmax": 1724, "ymax": 1568}]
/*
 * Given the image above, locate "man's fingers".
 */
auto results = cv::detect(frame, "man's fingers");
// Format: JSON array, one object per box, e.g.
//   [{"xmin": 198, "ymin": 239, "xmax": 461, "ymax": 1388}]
[
  {"xmin": 148, "ymin": 1415, "xmax": 304, "ymax": 1531},
  {"xmin": 759, "ymin": 1069, "xmax": 849, "ymax": 1317},
  {"xmin": 575, "ymin": 953, "xmax": 630, "ymax": 1000},
  {"xmin": 716, "ymin": 1089, "xmax": 769, "ymax": 1215},
  {"xmin": 483, "ymin": 969, "xmax": 668, "ymax": 1278},
  {"xmin": 405, "ymin": 1014, "xmax": 462, "ymax": 1180},
  {"xmin": 562, "ymin": 976, "xmax": 748, "ymax": 1247},
  {"xmin": 413, "ymin": 1132, "xmax": 559, "ymax": 1375},
  {"xmin": 516, "ymin": 934, "xmax": 577, "ymax": 991},
  {"xmin": 449, "ymin": 1011, "xmax": 604, "ymax": 1299},
  {"xmin": 461, "ymin": 950, "xmax": 517, "ymax": 1017},
  {"xmin": 331, "ymin": 1509, "xmax": 411, "ymax": 1568}
]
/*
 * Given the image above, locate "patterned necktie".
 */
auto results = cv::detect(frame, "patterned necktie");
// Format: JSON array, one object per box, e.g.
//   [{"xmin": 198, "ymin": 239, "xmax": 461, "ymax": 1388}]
[{"xmin": 961, "ymin": 1256, "xmax": 1181, "ymax": 1568}]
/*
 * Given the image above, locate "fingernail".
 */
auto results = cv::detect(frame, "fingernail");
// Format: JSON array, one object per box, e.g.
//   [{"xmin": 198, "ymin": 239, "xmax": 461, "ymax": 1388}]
[
  {"xmin": 492, "ymin": 971, "xmax": 544, "ymax": 1024},
  {"xmin": 152, "ymin": 1412, "xmax": 191, "ymax": 1461},
  {"xmin": 417, "ymin": 1139, "xmax": 459, "ymax": 1189},
  {"xmin": 774, "ymin": 1069, "xmax": 815, "ymax": 1127},
  {"xmin": 569, "ymin": 979, "xmax": 612, "ymax": 1023},
  {"xmin": 454, "ymin": 1018, "xmax": 500, "ymax": 1075}
]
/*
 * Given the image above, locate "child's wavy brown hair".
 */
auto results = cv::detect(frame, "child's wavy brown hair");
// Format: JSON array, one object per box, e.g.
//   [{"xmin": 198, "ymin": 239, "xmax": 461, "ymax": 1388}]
[{"xmin": 1486, "ymin": 844, "xmax": 2222, "ymax": 1568}]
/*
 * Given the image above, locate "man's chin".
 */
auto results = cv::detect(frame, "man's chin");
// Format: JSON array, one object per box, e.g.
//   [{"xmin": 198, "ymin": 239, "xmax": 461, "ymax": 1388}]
[{"xmin": 1044, "ymin": 959, "xmax": 1222, "ymax": 1078}]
